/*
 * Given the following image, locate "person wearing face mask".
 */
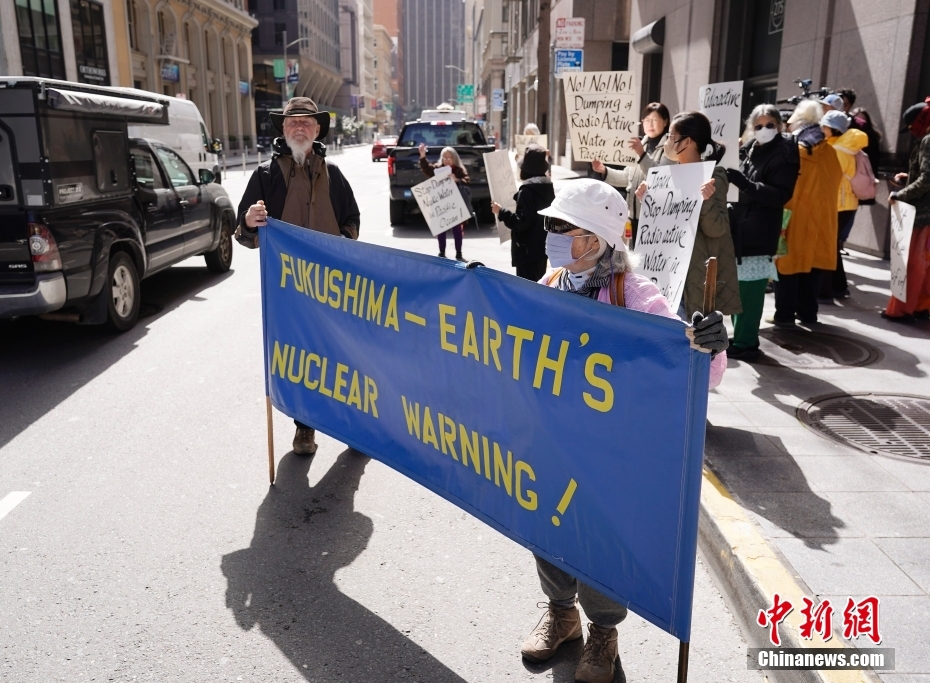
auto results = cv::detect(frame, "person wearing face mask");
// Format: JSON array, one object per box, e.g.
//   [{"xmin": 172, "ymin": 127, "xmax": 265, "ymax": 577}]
[
  {"xmin": 635, "ymin": 111, "xmax": 742, "ymax": 321},
  {"xmin": 774, "ymin": 100, "xmax": 843, "ymax": 327},
  {"xmin": 724, "ymin": 105, "xmax": 800, "ymax": 360},
  {"xmin": 520, "ymin": 178, "xmax": 728, "ymax": 683},
  {"xmin": 419, "ymin": 143, "xmax": 471, "ymax": 261},
  {"xmin": 590, "ymin": 102, "xmax": 671, "ymax": 246}
]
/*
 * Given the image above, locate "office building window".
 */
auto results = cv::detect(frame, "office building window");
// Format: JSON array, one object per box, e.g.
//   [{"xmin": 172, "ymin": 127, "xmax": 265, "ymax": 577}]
[
  {"xmin": 273, "ymin": 0, "xmax": 285, "ymax": 9},
  {"xmin": 71, "ymin": 0, "xmax": 110, "ymax": 84},
  {"xmin": 126, "ymin": 0, "xmax": 138, "ymax": 50},
  {"xmin": 274, "ymin": 23, "xmax": 286, "ymax": 46},
  {"xmin": 15, "ymin": 0, "xmax": 66, "ymax": 79}
]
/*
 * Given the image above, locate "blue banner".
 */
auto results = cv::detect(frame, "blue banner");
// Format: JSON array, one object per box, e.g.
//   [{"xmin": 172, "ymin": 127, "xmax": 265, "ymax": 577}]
[{"xmin": 260, "ymin": 219, "xmax": 711, "ymax": 640}]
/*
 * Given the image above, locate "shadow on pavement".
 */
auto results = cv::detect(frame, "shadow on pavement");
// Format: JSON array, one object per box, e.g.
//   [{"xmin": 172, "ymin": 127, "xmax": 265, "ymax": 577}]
[
  {"xmin": 0, "ymin": 265, "xmax": 233, "ymax": 451},
  {"xmin": 221, "ymin": 449, "xmax": 469, "ymax": 682},
  {"xmin": 704, "ymin": 426, "xmax": 847, "ymax": 551}
]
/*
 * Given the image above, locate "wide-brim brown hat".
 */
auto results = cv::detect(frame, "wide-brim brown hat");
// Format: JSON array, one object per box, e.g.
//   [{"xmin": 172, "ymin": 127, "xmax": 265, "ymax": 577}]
[{"xmin": 270, "ymin": 97, "xmax": 330, "ymax": 139}]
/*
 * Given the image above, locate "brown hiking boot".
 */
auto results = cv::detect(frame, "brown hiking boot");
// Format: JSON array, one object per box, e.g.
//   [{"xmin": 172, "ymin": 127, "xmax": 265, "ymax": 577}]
[
  {"xmin": 521, "ymin": 602, "xmax": 582, "ymax": 663},
  {"xmin": 292, "ymin": 427, "xmax": 318, "ymax": 455},
  {"xmin": 574, "ymin": 623, "xmax": 619, "ymax": 683}
]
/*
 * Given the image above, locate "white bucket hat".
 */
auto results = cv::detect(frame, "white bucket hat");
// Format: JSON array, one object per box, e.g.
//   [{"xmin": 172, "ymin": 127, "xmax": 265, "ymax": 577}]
[{"xmin": 537, "ymin": 178, "xmax": 629, "ymax": 252}]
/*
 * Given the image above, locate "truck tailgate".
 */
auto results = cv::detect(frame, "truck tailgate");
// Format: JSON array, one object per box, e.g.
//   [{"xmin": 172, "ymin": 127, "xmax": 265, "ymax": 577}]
[{"xmin": 0, "ymin": 212, "xmax": 34, "ymax": 287}]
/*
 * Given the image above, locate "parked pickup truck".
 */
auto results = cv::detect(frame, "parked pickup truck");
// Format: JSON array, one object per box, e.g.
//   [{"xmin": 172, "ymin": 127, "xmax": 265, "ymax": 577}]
[
  {"xmin": 387, "ymin": 120, "xmax": 495, "ymax": 225},
  {"xmin": 0, "ymin": 78, "xmax": 236, "ymax": 332}
]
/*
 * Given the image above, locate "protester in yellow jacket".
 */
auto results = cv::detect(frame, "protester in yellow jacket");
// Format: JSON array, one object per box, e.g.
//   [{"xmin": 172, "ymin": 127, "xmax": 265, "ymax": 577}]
[
  {"xmin": 821, "ymin": 110, "xmax": 869, "ymax": 299},
  {"xmin": 774, "ymin": 102, "xmax": 843, "ymax": 325}
]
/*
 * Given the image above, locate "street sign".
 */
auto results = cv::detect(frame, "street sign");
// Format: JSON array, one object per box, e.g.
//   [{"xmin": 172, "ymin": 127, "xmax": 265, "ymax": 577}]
[
  {"xmin": 274, "ymin": 59, "xmax": 299, "ymax": 84},
  {"xmin": 456, "ymin": 83, "xmax": 475, "ymax": 104},
  {"xmin": 476, "ymin": 94, "xmax": 487, "ymax": 115},
  {"xmin": 554, "ymin": 49, "xmax": 583, "ymax": 77},
  {"xmin": 491, "ymin": 88, "xmax": 505, "ymax": 112},
  {"xmin": 555, "ymin": 17, "xmax": 585, "ymax": 49}
]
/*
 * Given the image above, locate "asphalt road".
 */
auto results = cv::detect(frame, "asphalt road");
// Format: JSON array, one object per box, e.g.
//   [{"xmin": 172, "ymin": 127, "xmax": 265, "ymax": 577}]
[{"xmin": 0, "ymin": 146, "xmax": 761, "ymax": 682}]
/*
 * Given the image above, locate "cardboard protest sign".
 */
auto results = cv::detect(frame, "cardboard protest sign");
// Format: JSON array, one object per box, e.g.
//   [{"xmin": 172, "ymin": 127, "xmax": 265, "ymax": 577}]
[
  {"xmin": 634, "ymin": 162, "xmax": 715, "ymax": 312},
  {"xmin": 698, "ymin": 81, "xmax": 743, "ymax": 201},
  {"xmin": 260, "ymin": 218, "xmax": 711, "ymax": 640},
  {"xmin": 484, "ymin": 149, "xmax": 518, "ymax": 244},
  {"xmin": 514, "ymin": 134, "xmax": 549, "ymax": 158},
  {"xmin": 411, "ymin": 174, "xmax": 472, "ymax": 237},
  {"xmin": 890, "ymin": 201, "xmax": 916, "ymax": 302},
  {"xmin": 562, "ymin": 71, "xmax": 639, "ymax": 166}
]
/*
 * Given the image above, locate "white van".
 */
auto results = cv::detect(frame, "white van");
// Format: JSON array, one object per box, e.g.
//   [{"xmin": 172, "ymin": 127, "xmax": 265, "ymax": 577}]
[{"xmin": 122, "ymin": 90, "xmax": 221, "ymax": 182}]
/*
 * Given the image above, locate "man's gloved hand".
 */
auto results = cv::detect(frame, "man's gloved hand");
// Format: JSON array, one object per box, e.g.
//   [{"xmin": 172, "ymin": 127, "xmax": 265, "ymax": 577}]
[
  {"xmin": 725, "ymin": 168, "xmax": 751, "ymax": 191},
  {"xmin": 686, "ymin": 311, "xmax": 729, "ymax": 356}
]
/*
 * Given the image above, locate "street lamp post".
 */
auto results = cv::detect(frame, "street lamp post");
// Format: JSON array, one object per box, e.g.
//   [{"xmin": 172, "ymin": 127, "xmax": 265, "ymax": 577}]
[{"xmin": 281, "ymin": 31, "xmax": 312, "ymax": 106}]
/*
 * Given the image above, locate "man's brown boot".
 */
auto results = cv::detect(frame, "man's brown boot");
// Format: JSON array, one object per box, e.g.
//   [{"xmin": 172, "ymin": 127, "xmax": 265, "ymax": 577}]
[
  {"xmin": 292, "ymin": 427, "xmax": 318, "ymax": 455},
  {"xmin": 520, "ymin": 602, "xmax": 582, "ymax": 663},
  {"xmin": 574, "ymin": 623, "xmax": 619, "ymax": 683}
]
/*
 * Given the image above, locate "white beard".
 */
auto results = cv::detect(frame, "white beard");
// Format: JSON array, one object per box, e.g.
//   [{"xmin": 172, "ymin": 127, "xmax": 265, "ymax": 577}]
[{"xmin": 285, "ymin": 135, "xmax": 314, "ymax": 165}]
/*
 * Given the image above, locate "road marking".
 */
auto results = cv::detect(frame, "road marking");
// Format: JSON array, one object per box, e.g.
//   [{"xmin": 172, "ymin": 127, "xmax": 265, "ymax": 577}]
[
  {"xmin": 0, "ymin": 492, "xmax": 31, "ymax": 522},
  {"xmin": 404, "ymin": 311, "xmax": 426, "ymax": 326}
]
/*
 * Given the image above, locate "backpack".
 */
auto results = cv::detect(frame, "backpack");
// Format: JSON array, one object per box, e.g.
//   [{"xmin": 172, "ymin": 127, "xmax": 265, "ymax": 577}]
[{"xmin": 850, "ymin": 151, "xmax": 877, "ymax": 201}]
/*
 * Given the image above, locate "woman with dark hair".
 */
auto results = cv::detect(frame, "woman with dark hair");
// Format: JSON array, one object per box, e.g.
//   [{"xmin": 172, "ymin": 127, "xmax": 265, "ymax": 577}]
[
  {"xmin": 884, "ymin": 98, "xmax": 930, "ymax": 322},
  {"xmin": 725, "ymin": 104, "xmax": 800, "ymax": 360},
  {"xmin": 635, "ymin": 111, "xmax": 742, "ymax": 320},
  {"xmin": 591, "ymin": 103, "xmax": 671, "ymax": 245},
  {"xmin": 491, "ymin": 144, "xmax": 555, "ymax": 281},
  {"xmin": 850, "ymin": 107, "xmax": 882, "ymax": 176}
]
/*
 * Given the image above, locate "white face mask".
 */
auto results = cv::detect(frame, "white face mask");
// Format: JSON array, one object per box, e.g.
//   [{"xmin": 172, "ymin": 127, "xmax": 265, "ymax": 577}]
[{"xmin": 755, "ymin": 127, "xmax": 778, "ymax": 144}]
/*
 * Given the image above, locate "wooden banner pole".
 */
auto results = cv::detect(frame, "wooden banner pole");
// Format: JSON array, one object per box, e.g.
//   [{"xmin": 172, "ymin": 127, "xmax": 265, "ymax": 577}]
[
  {"xmin": 265, "ymin": 395, "xmax": 275, "ymax": 484},
  {"xmin": 677, "ymin": 641, "xmax": 690, "ymax": 683},
  {"xmin": 702, "ymin": 257, "xmax": 718, "ymax": 314}
]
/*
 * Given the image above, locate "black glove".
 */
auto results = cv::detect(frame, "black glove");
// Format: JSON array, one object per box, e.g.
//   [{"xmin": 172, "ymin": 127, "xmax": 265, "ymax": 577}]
[
  {"xmin": 725, "ymin": 168, "xmax": 751, "ymax": 191},
  {"xmin": 689, "ymin": 311, "xmax": 729, "ymax": 356}
]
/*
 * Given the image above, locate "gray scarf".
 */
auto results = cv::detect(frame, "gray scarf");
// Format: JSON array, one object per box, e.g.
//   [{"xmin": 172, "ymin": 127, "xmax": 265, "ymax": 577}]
[{"xmin": 556, "ymin": 248, "xmax": 626, "ymax": 298}]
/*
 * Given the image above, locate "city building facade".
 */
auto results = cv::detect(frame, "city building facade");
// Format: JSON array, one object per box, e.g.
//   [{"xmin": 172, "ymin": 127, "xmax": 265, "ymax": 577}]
[
  {"xmin": 373, "ymin": 23, "xmax": 396, "ymax": 134},
  {"xmin": 399, "ymin": 0, "xmax": 465, "ymax": 117}
]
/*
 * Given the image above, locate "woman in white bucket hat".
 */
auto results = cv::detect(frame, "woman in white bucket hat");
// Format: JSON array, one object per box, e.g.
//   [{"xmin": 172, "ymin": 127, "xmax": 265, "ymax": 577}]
[{"xmin": 519, "ymin": 177, "xmax": 728, "ymax": 683}]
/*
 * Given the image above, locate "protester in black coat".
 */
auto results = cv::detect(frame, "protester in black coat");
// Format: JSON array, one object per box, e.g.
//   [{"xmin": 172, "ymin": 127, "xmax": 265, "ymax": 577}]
[
  {"xmin": 725, "ymin": 104, "xmax": 800, "ymax": 359},
  {"xmin": 491, "ymin": 145, "xmax": 555, "ymax": 281}
]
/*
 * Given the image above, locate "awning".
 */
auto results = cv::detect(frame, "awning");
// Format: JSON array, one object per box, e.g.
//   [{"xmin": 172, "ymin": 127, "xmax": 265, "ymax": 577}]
[{"xmin": 47, "ymin": 88, "xmax": 166, "ymax": 121}]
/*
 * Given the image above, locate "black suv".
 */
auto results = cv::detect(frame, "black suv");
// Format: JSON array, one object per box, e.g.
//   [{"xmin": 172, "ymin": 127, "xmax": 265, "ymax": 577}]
[{"xmin": 0, "ymin": 78, "xmax": 236, "ymax": 332}]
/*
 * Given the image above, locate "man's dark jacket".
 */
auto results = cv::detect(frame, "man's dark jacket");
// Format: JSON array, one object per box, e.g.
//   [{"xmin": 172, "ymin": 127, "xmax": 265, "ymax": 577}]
[
  {"xmin": 729, "ymin": 134, "xmax": 800, "ymax": 259},
  {"xmin": 236, "ymin": 139, "xmax": 360, "ymax": 245},
  {"xmin": 496, "ymin": 181, "xmax": 555, "ymax": 266}
]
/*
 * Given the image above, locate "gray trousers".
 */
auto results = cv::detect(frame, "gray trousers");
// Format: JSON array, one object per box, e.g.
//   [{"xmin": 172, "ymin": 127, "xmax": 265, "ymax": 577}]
[{"xmin": 535, "ymin": 555, "xmax": 628, "ymax": 628}]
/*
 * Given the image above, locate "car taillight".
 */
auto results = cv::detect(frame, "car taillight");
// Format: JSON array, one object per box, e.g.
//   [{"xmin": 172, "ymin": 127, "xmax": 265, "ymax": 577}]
[
  {"xmin": 28, "ymin": 221, "xmax": 62, "ymax": 272},
  {"xmin": 387, "ymin": 155, "xmax": 395, "ymax": 176}
]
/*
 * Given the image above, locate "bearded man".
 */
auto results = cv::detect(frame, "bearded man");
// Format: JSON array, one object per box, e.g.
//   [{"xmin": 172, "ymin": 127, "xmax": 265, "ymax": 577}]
[{"xmin": 237, "ymin": 97, "xmax": 361, "ymax": 456}]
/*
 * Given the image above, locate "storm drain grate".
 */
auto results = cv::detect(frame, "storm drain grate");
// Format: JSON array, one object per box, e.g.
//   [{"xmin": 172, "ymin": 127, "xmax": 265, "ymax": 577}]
[
  {"xmin": 756, "ymin": 328, "xmax": 881, "ymax": 369},
  {"xmin": 797, "ymin": 393, "xmax": 930, "ymax": 461}
]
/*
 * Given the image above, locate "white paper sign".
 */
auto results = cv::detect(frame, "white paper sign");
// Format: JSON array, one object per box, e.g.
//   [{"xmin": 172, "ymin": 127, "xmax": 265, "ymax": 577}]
[
  {"xmin": 412, "ymin": 175, "xmax": 472, "ymax": 237},
  {"xmin": 889, "ymin": 201, "xmax": 916, "ymax": 302},
  {"xmin": 514, "ymin": 134, "xmax": 548, "ymax": 158},
  {"xmin": 483, "ymin": 149, "xmax": 518, "ymax": 244},
  {"xmin": 563, "ymin": 71, "xmax": 639, "ymax": 166},
  {"xmin": 698, "ymin": 80, "xmax": 743, "ymax": 201},
  {"xmin": 634, "ymin": 162, "xmax": 715, "ymax": 312}
]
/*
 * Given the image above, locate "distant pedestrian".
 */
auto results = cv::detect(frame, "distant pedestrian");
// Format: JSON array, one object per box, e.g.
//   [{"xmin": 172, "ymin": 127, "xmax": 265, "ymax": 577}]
[
  {"xmin": 837, "ymin": 88, "xmax": 857, "ymax": 114},
  {"xmin": 883, "ymin": 97, "xmax": 930, "ymax": 322},
  {"xmin": 419, "ymin": 143, "xmax": 470, "ymax": 261},
  {"xmin": 592, "ymin": 102, "xmax": 671, "ymax": 246},
  {"xmin": 725, "ymin": 105, "xmax": 800, "ymax": 360},
  {"xmin": 236, "ymin": 97, "xmax": 360, "ymax": 457},
  {"xmin": 522, "ymin": 178, "xmax": 728, "ymax": 683},
  {"xmin": 774, "ymin": 101, "xmax": 843, "ymax": 326},
  {"xmin": 820, "ymin": 110, "xmax": 868, "ymax": 300},
  {"xmin": 635, "ymin": 111, "xmax": 742, "ymax": 321},
  {"xmin": 515, "ymin": 123, "xmax": 542, "ymax": 164},
  {"xmin": 491, "ymin": 144, "xmax": 554, "ymax": 281}
]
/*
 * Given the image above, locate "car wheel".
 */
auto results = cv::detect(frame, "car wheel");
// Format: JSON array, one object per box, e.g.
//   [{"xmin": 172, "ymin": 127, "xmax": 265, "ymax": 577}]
[
  {"xmin": 105, "ymin": 251, "xmax": 140, "ymax": 333},
  {"xmin": 389, "ymin": 198, "xmax": 406, "ymax": 226},
  {"xmin": 204, "ymin": 217, "xmax": 234, "ymax": 273}
]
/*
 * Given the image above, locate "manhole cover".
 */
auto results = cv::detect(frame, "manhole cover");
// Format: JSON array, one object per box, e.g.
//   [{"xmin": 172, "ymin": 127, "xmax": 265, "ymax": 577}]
[
  {"xmin": 798, "ymin": 393, "xmax": 930, "ymax": 461},
  {"xmin": 755, "ymin": 328, "xmax": 881, "ymax": 368}
]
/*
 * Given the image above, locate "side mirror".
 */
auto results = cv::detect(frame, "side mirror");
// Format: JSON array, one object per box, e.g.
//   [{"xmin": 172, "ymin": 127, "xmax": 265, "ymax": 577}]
[{"xmin": 199, "ymin": 168, "xmax": 216, "ymax": 184}]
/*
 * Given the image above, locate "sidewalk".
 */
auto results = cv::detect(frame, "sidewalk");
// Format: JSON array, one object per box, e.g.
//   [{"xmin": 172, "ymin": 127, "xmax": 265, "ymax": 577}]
[{"xmin": 701, "ymin": 252, "xmax": 930, "ymax": 681}]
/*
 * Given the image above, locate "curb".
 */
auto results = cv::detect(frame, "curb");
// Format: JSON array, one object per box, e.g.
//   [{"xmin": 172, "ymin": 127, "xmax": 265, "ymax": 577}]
[{"xmin": 698, "ymin": 467, "xmax": 882, "ymax": 683}]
